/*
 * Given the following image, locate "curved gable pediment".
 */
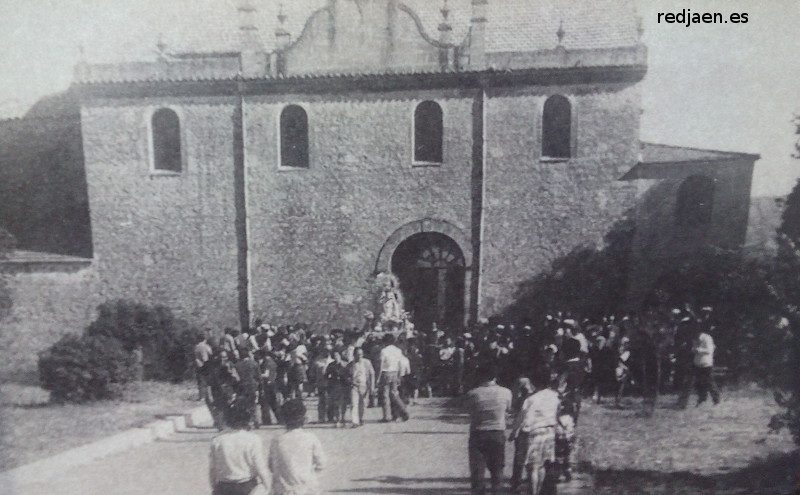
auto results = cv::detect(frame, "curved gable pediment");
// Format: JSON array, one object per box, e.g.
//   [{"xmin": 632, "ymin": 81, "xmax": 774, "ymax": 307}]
[{"xmin": 284, "ymin": 0, "xmax": 443, "ymax": 76}]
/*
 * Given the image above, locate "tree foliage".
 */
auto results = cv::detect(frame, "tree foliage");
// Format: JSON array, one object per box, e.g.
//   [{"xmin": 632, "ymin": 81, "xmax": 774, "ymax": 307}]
[
  {"xmin": 0, "ymin": 227, "xmax": 15, "ymax": 323},
  {"xmin": 85, "ymin": 300, "xmax": 199, "ymax": 382}
]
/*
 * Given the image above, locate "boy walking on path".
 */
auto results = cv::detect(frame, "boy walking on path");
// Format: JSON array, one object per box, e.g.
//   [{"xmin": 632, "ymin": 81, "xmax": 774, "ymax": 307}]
[
  {"xmin": 465, "ymin": 364, "xmax": 513, "ymax": 495},
  {"xmin": 269, "ymin": 399, "xmax": 326, "ymax": 495}
]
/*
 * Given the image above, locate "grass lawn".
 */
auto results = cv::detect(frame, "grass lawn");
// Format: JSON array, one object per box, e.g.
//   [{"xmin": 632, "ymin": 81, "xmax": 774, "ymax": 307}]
[
  {"xmin": 0, "ymin": 380, "xmax": 199, "ymax": 471},
  {"xmin": 577, "ymin": 385, "xmax": 798, "ymax": 494}
]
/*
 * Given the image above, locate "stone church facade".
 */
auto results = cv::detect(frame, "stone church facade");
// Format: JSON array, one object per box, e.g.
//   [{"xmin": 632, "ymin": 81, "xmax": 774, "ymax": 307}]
[{"xmin": 73, "ymin": 0, "xmax": 757, "ymax": 332}]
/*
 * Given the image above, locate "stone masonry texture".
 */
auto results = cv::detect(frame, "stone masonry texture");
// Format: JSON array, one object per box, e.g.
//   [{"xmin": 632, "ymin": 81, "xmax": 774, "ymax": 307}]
[
  {"xmin": 245, "ymin": 89, "xmax": 473, "ymax": 328},
  {"xmin": 0, "ymin": 263, "xmax": 97, "ymax": 380},
  {"xmin": 82, "ymin": 97, "xmax": 241, "ymax": 329},
  {"xmin": 480, "ymin": 83, "xmax": 641, "ymax": 317}
]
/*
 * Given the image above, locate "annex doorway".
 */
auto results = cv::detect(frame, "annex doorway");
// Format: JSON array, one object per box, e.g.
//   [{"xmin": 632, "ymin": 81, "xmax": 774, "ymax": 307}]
[{"xmin": 391, "ymin": 232, "xmax": 465, "ymax": 332}]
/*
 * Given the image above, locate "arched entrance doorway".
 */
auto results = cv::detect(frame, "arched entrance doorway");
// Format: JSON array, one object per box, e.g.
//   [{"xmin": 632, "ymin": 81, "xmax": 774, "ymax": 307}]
[{"xmin": 391, "ymin": 232, "xmax": 465, "ymax": 332}]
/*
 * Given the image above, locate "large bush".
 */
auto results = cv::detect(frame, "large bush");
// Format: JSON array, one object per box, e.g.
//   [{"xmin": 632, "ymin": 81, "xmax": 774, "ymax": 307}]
[
  {"xmin": 769, "ymin": 176, "xmax": 800, "ymax": 443},
  {"xmin": 85, "ymin": 300, "xmax": 199, "ymax": 382},
  {"xmin": 38, "ymin": 334, "xmax": 136, "ymax": 403}
]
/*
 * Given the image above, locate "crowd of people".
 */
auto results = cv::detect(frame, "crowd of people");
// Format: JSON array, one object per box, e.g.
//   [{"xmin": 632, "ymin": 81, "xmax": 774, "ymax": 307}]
[{"xmin": 196, "ymin": 306, "xmax": 722, "ymax": 495}]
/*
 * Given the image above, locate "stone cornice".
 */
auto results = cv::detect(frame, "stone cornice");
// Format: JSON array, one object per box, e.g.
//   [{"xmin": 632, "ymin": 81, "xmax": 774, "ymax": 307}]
[{"xmin": 75, "ymin": 64, "xmax": 647, "ymax": 100}]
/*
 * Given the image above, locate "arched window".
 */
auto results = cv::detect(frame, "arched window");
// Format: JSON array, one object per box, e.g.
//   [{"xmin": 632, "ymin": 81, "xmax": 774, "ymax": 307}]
[
  {"xmin": 414, "ymin": 101, "xmax": 443, "ymax": 163},
  {"xmin": 676, "ymin": 175, "xmax": 715, "ymax": 226},
  {"xmin": 152, "ymin": 108, "xmax": 182, "ymax": 172},
  {"xmin": 542, "ymin": 95, "xmax": 571, "ymax": 159},
  {"xmin": 280, "ymin": 105, "xmax": 309, "ymax": 168}
]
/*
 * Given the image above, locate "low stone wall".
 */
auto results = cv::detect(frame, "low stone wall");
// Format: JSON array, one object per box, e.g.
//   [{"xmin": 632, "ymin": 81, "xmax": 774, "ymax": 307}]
[{"xmin": 0, "ymin": 256, "xmax": 97, "ymax": 381}]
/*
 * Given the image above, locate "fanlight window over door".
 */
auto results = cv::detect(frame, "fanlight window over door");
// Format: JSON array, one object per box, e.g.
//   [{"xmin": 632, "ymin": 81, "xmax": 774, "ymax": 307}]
[{"xmin": 416, "ymin": 243, "xmax": 465, "ymax": 269}]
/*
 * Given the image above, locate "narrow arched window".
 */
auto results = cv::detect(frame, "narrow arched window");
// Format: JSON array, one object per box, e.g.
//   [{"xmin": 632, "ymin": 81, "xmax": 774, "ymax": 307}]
[
  {"xmin": 542, "ymin": 95, "xmax": 571, "ymax": 159},
  {"xmin": 414, "ymin": 101, "xmax": 443, "ymax": 163},
  {"xmin": 280, "ymin": 105, "xmax": 309, "ymax": 168},
  {"xmin": 152, "ymin": 108, "xmax": 182, "ymax": 172},
  {"xmin": 676, "ymin": 175, "xmax": 715, "ymax": 226}
]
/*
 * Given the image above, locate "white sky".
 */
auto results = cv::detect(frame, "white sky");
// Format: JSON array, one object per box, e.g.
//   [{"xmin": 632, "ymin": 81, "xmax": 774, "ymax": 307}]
[{"xmin": 0, "ymin": 0, "xmax": 798, "ymax": 196}]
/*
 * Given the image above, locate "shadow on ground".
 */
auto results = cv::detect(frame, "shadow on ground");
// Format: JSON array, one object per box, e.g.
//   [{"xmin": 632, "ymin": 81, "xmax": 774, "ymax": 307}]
[
  {"xmin": 332, "ymin": 476, "xmax": 470, "ymax": 494},
  {"xmin": 593, "ymin": 451, "xmax": 799, "ymax": 495}
]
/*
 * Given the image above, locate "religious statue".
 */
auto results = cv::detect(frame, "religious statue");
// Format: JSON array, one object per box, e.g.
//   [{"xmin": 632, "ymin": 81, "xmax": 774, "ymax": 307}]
[
  {"xmin": 380, "ymin": 288, "xmax": 403, "ymax": 322},
  {"xmin": 374, "ymin": 272, "xmax": 405, "ymax": 330}
]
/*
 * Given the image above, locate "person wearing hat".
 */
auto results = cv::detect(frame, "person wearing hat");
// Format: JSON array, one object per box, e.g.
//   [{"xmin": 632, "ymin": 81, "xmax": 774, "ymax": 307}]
[{"xmin": 269, "ymin": 399, "xmax": 326, "ymax": 495}]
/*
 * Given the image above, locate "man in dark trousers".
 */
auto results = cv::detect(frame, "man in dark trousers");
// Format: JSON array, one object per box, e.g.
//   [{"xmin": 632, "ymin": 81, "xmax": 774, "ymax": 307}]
[
  {"xmin": 257, "ymin": 350, "xmax": 281, "ymax": 425},
  {"xmin": 234, "ymin": 349, "xmax": 261, "ymax": 428},
  {"xmin": 675, "ymin": 316, "xmax": 696, "ymax": 409},
  {"xmin": 465, "ymin": 364, "xmax": 512, "ymax": 495},
  {"xmin": 558, "ymin": 338, "xmax": 585, "ymax": 424}
]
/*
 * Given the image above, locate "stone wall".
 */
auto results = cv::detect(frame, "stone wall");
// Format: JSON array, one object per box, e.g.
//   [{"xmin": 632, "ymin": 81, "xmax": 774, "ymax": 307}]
[
  {"xmin": 0, "ymin": 262, "xmax": 96, "ymax": 381},
  {"xmin": 78, "ymin": 79, "xmax": 752, "ymax": 331},
  {"xmin": 81, "ymin": 97, "xmax": 241, "ymax": 329},
  {"xmin": 480, "ymin": 83, "xmax": 642, "ymax": 317},
  {"xmin": 244, "ymin": 89, "xmax": 475, "ymax": 328}
]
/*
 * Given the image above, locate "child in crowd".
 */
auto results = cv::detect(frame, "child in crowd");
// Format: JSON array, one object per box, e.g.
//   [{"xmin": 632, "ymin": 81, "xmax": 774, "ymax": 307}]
[
  {"xmin": 555, "ymin": 402, "xmax": 576, "ymax": 482},
  {"xmin": 269, "ymin": 399, "xmax": 326, "ymax": 495},
  {"xmin": 510, "ymin": 376, "xmax": 534, "ymax": 493}
]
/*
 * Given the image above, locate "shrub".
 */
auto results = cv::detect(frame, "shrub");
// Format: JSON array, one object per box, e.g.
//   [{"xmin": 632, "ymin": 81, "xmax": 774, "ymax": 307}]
[
  {"xmin": 38, "ymin": 334, "xmax": 136, "ymax": 403},
  {"xmin": 85, "ymin": 300, "xmax": 199, "ymax": 382}
]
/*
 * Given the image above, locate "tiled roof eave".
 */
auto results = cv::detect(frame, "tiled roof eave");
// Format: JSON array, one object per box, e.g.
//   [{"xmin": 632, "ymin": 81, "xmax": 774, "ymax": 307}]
[
  {"xmin": 74, "ymin": 64, "xmax": 648, "ymax": 97},
  {"xmin": 640, "ymin": 142, "xmax": 760, "ymax": 162}
]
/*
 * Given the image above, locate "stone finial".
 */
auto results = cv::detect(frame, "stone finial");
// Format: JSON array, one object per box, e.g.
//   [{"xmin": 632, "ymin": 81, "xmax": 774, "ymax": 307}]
[
  {"xmin": 236, "ymin": 0, "xmax": 267, "ymax": 77},
  {"xmin": 471, "ymin": 0, "xmax": 488, "ymax": 22},
  {"xmin": 74, "ymin": 44, "xmax": 89, "ymax": 79},
  {"xmin": 156, "ymin": 34, "xmax": 168, "ymax": 61},
  {"xmin": 438, "ymin": 0, "xmax": 454, "ymax": 69},
  {"xmin": 556, "ymin": 21, "xmax": 565, "ymax": 45},
  {"xmin": 469, "ymin": 0, "xmax": 488, "ymax": 69},
  {"xmin": 438, "ymin": 0, "xmax": 452, "ymax": 38},
  {"xmin": 275, "ymin": 3, "xmax": 291, "ymax": 48},
  {"xmin": 277, "ymin": 3, "xmax": 287, "ymax": 26}
]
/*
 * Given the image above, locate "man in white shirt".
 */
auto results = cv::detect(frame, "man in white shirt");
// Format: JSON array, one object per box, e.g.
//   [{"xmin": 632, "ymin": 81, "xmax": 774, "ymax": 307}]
[
  {"xmin": 194, "ymin": 333, "xmax": 213, "ymax": 402},
  {"xmin": 378, "ymin": 333, "xmax": 409, "ymax": 422},
  {"xmin": 509, "ymin": 372, "xmax": 560, "ymax": 495},
  {"xmin": 209, "ymin": 406, "xmax": 271, "ymax": 495},
  {"xmin": 693, "ymin": 328, "xmax": 720, "ymax": 405},
  {"xmin": 347, "ymin": 348, "xmax": 376, "ymax": 427},
  {"xmin": 465, "ymin": 364, "xmax": 512, "ymax": 495},
  {"xmin": 269, "ymin": 399, "xmax": 326, "ymax": 495}
]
